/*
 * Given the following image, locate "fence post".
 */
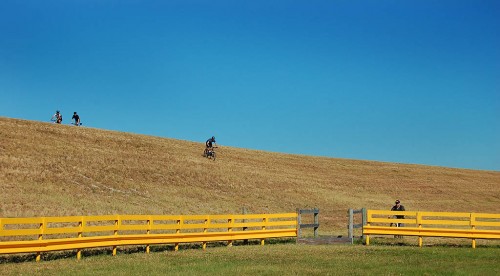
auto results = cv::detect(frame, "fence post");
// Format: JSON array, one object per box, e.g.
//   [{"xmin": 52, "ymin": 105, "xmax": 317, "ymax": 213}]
[
  {"xmin": 77, "ymin": 217, "xmax": 83, "ymax": 260},
  {"xmin": 365, "ymin": 209, "xmax": 370, "ymax": 245},
  {"xmin": 203, "ymin": 216, "xmax": 208, "ymax": 250},
  {"xmin": 361, "ymin": 208, "xmax": 367, "ymax": 242},
  {"xmin": 296, "ymin": 208, "xmax": 302, "ymax": 238},
  {"xmin": 261, "ymin": 216, "xmax": 267, "ymax": 245},
  {"xmin": 348, "ymin": 209, "xmax": 354, "ymax": 242},
  {"xmin": 113, "ymin": 217, "xmax": 119, "ymax": 256},
  {"xmin": 227, "ymin": 216, "xmax": 233, "ymax": 247},
  {"xmin": 146, "ymin": 216, "xmax": 151, "ymax": 254},
  {"xmin": 175, "ymin": 217, "xmax": 181, "ymax": 251},
  {"xmin": 36, "ymin": 218, "xmax": 45, "ymax": 262},
  {"xmin": 417, "ymin": 212, "xmax": 423, "ymax": 247},
  {"xmin": 242, "ymin": 207, "xmax": 248, "ymax": 245},
  {"xmin": 314, "ymin": 209, "xmax": 319, "ymax": 238},
  {"xmin": 471, "ymin": 213, "xmax": 476, "ymax": 249}
]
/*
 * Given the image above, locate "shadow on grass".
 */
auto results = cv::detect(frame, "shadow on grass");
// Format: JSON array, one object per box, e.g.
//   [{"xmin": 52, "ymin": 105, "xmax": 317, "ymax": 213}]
[
  {"xmin": 0, "ymin": 238, "xmax": 297, "ymax": 264},
  {"xmin": 3, "ymin": 237, "xmax": 496, "ymax": 264},
  {"xmin": 367, "ymin": 237, "xmax": 500, "ymax": 249}
]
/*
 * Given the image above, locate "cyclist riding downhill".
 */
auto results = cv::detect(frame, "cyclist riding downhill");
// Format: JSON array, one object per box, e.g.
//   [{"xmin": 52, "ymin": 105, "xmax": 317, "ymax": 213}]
[
  {"xmin": 204, "ymin": 136, "xmax": 217, "ymax": 160},
  {"xmin": 51, "ymin": 110, "xmax": 63, "ymax": 124}
]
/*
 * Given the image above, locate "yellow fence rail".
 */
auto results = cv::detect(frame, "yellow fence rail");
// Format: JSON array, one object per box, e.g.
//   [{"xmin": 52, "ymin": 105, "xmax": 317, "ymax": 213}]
[
  {"xmin": 0, "ymin": 213, "xmax": 297, "ymax": 261},
  {"xmin": 363, "ymin": 210, "xmax": 500, "ymax": 248}
]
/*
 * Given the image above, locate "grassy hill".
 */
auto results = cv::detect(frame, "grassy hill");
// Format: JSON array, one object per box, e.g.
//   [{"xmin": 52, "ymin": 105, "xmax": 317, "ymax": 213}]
[{"xmin": 1, "ymin": 117, "xmax": 499, "ymax": 234}]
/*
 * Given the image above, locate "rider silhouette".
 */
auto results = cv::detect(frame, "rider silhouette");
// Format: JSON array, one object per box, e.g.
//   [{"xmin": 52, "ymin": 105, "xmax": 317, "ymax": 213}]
[
  {"xmin": 72, "ymin": 112, "xmax": 80, "ymax": 126},
  {"xmin": 51, "ymin": 110, "xmax": 63, "ymax": 124},
  {"xmin": 204, "ymin": 136, "xmax": 216, "ymax": 157},
  {"xmin": 206, "ymin": 136, "xmax": 216, "ymax": 149}
]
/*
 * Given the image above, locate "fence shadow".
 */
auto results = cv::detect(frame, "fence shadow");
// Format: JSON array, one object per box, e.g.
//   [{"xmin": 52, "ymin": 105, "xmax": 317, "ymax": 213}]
[{"xmin": 0, "ymin": 238, "xmax": 296, "ymax": 264}]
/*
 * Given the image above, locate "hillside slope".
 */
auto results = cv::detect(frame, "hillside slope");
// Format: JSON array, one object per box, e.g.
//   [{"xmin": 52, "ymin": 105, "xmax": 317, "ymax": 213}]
[{"xmin": 1, "ymin": 117, "xmax": 499, "ymax": 233}]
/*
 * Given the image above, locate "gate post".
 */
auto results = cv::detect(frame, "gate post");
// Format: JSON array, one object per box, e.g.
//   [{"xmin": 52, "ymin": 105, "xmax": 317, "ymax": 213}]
[
  {"xmin": 296, "ymin": 208, "xmax": 319, "ymax": 239},
  {"xmin": 348, "ymin": 208, "xmax": 354, "ymax": 242},
  {"xmin": 361, "ymin": 207, "xmax": 367, "ymax": 241},
  {"xmin": 314, "ymin": 210, "xmax": 319, "ymax": 238},
  {"xmin": 296, "ymin": 208, "xmax": 302, "ymax": 238}
]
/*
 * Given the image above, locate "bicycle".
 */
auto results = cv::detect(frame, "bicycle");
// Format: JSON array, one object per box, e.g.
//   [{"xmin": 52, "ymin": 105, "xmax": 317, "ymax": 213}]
[{"xmin": 203, "ymin": 147, "xmax": 217, "ymax": 161}]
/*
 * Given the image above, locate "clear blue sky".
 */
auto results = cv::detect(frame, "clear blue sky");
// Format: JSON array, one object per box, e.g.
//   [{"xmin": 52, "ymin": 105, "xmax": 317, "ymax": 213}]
[{"xmin": 1, "ymin": 1, "xmax": 499, "ymax": 171}]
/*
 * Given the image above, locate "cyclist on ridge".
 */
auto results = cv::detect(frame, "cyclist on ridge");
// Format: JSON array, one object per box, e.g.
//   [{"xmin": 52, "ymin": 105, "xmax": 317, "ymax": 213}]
[
  {"xmin": 72, "ymin": 112, "xmax": 81, "ymax": 126},
  {"xmin": 51, "ymin": 110, "xmax": 63, "ymax": 124}
]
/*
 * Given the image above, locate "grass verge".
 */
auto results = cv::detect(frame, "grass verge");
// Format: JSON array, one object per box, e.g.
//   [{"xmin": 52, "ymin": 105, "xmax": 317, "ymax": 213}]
[{"xmin": 1, "ymin": 243, "xmax": 499, "ymax": 275}]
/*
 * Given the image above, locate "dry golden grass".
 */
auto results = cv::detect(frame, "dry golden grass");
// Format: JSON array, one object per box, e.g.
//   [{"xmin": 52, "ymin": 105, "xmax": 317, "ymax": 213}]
[{"xmin": 1, "ymin": 117, "xmax": 499, "ymax": 234}]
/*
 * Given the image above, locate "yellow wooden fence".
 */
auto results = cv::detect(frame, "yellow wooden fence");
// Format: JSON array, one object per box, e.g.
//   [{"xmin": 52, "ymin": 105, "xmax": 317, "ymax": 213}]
[
  {"xmin": 0, "ymin": 213, "xmax": 297, "ymax": 261},
  {"xmin": 363, "ymin": 210, "xmax": 500, "ymax": 248}
]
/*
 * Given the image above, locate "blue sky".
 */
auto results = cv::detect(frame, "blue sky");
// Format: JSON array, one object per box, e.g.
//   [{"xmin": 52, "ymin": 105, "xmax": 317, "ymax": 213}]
[{"xmin": 1, "ymin": 0, "xmax": 499, "ymax": 171}]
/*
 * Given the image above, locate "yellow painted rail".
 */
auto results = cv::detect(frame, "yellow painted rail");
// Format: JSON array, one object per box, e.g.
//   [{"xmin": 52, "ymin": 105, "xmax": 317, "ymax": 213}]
[
  {"xmin": 363, "ymin": 210, "xmax": 500, "ymax": 248},
  {"xmin": 0, "ymin": 213, "xmax": 297, "ymax": 261}
]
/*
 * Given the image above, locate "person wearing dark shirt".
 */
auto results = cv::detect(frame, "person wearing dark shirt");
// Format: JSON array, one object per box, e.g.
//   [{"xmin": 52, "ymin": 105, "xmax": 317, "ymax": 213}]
[
  {"xmin": 204, "ymin": 136, "xmax": 216, "ymax": 157},
  {"xmin": 391, "ymin": 199, "xmax": 406, "ymax": 227},
  {"xmin": 72, "ymin": 112, "xmax": 80, "ymax": 126},
  {"xmin": 206, "ymin": 136, "xmax": 216, "ymax": 149}
]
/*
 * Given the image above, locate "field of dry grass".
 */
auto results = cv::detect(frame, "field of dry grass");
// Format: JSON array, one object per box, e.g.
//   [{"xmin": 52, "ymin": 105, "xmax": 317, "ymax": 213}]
[{"xmin": 1, "ymin": 117, "xmax": 499, "ymax": 233}]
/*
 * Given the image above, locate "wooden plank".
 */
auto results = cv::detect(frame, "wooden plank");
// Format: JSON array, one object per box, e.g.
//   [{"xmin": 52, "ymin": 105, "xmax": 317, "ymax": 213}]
[
  {"xmin": 44, "ymin": 216, "xmax": 83, "ymax": 223},
  {"xmin": 181, "ymin": 215, "xmax": 211, "ymax": 221},
  {"xmin": 418, "ymin": 211, "xmax": 471, "ymax": 218},
  {"xmin": 369, "ymin": 218, "xmax": 416, "ymax": 224},
  {"xmin": 119, "ymin": 215, "xmax": 150, "ymax": 221},
  {"xmin": 148, "ymin": 215, "xmax": 182, "ymax": 221},
  {"xmin": 118, "ymin": 225, "xmax": 150, "ymax": 231},
  {"xmin": 298, "ymin": 209, "xmax": 319, "ymax": 214},
  {"xmin": 1, "ymin": 218, "xmax": 44, "ymax": 224},
  {"xmin": 83, "ymin": 215, "xmax": 119, "ymax": 222},
  {"xmin": 266, "ymin": 221, "xmax": 296, "ymax": 226},
  {"xmin": 474, "ymin": 213, "xmax": 500, "ymax": 219},
  {"xmin": 367, "ymin": 210, "xmax": 418, "ymax": 217},
  {"xmin": 266, "ymin": 213, "xmax": 298, "ymax": 218},
  {"xmin": 299, "ymin": 223, "xmax": 319, "ymax": 229},
  {"xmin": 474, "ymin": 221, "xmax": 500, "ymax": 227},
  {"xmin": 82, "ymin": 225, "xmax": 117, "ymax": 232},
  {"xmin": 43, "ymin": 227, "xmax": 81, "ymax": 235},
  {"xmin": 0, "ymin": 228, "xmax": 42, "ymax": 236},
  {"xmin": 149, "ymin": 224, "xmax": 181, "ymax": 231},
  {"xmin": 419, "ymin": 220, "xmax": 470, "ymax": 226}
]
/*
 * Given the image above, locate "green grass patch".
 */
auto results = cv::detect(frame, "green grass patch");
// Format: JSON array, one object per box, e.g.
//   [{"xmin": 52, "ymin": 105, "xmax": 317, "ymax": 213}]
[{"xmin": 2, "ymin": 244, "xmax": 499, "ymax": 275}]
